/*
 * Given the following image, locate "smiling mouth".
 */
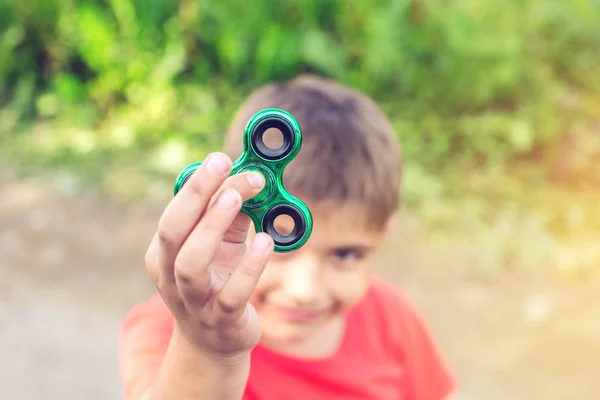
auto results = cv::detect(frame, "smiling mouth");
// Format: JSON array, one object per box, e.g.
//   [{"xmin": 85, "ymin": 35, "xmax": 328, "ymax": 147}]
[{"xmin": 275, "ymin": 306, "xmax": 326, "ymax": 323}]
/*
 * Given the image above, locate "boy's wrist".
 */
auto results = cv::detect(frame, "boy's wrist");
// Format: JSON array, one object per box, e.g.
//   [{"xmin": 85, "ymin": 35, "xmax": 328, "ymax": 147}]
[
  {"xmin": 148, "ymin": 326, "xmax": 251, "ymax": 400},
  {"xmin": 171, "ymin": 325, "xmax": 252, "ymax": 370}
]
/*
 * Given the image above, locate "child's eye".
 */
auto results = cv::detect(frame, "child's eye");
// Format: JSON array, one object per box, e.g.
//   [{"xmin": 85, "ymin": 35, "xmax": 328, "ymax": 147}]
[{"xmin": 332, "ymin": 248, "xmax": 363, "ymax": 263}]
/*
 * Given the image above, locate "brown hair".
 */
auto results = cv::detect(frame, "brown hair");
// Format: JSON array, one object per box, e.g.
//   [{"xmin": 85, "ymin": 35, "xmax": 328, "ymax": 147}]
[{"xmin": 223, "ymin": 74, "xmax": 402, "ymax": 230}]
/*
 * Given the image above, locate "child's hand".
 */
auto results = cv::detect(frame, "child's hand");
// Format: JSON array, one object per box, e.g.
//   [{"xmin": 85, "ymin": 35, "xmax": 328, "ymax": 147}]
[{"xmin": 144, "ymin": 152, "xmax": 273, "ymax": 361}]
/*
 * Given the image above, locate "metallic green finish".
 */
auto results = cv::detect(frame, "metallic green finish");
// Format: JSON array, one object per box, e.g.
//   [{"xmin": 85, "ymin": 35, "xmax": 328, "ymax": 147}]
[
  {"xmin": 173, "ymin": 108, "xmax": 313, "ymax": 252},
  {"xmin": 236, "ymin": 165, "xmax": 273, "ymax": 209}
]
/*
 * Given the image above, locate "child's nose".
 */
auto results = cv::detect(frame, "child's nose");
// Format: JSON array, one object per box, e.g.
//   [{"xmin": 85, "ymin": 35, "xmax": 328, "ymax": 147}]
[{"xmin": 280, "ymin": 256, "xmax": 323, "ymax": 305}]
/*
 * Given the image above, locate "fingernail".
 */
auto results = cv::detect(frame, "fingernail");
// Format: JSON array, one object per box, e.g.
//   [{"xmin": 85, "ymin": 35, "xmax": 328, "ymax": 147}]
[
  {"xmin": 217, "ymin": 189, "xmax": 240, "ymax": 209},
  {"xmin": 246, "ymin": 171, "xmax": 264, "ymax": 189},
  {"xmin": 252, "ymin": 233, "xmax": 272, "ymax": 252},
  {"xmin": 205, "ymin": 153, "xmax": 229, "ymax": 175}
]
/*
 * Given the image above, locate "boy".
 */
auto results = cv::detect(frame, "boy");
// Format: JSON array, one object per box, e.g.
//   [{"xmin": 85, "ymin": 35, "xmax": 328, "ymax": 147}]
[{"xmin": 119, "ymin": 75, "xmax": 456, "ymax": 400}]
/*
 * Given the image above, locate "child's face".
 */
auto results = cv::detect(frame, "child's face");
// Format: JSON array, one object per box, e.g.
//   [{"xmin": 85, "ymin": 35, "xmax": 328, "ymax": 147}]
[{"xmin": 248, "ymin": 202, "xmax": 394, "ymax": 350}]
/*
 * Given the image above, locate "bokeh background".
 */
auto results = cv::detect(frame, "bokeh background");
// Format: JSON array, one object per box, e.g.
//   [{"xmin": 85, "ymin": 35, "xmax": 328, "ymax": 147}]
[{"xmin": 1, "ymin": 0, "xmax": 599, "ymax": 399}]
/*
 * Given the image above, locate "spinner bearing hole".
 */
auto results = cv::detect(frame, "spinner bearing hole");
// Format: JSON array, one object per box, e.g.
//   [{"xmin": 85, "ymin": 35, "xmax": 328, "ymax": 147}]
[
  {"xmin": 251, "ymin": 118, "xmax": 294, "ymax": 161},
  {"xmin": 273, "ymin": 214, "xmax": 294, "ymax": 236},
  {"xmin": 263, "ymin": 204, "xmax": 306, "ymax": 247},
  {"xmin": 262, "ymin": 128, "xmax": 284, "ymax": 150}
]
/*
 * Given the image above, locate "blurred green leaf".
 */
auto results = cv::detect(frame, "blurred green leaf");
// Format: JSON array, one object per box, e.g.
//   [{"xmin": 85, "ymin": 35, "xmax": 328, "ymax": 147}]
[
  {"xmin": 1, "ymin": 0, "xmax": 599, "ymax": 191},
  {"xmin": 76, "ymin": 4, "xmax": 118, "ymax": 72},
  {"xmin": 301, "ymin": 29, "xmax": 346, "ymax": 76},
  {"xmin": 36, "ymin": 93, "xmax": 59, "ymax": 117},
  {"xmin": 53, "ymin": 73, "xmax": 86, "ymax": 104}
]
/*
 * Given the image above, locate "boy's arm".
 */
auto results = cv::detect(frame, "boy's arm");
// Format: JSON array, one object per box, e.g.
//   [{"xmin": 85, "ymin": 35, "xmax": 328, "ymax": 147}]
[
  {"xmin": 146, "ymin": 328, "xmax": 250, "ymax": 400},
  {"xmin": 119, "ymin": 296, "xmax": 250, "ymax": 400},
  {"xmin": 120, "ymin": 153, "xmax": 274, "ymax": 400}
]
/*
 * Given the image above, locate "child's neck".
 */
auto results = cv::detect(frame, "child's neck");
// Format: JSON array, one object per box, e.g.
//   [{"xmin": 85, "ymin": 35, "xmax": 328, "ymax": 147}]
[{"xmin": 263, "ymin": 316, "xmax": 346, "ymax": 360}]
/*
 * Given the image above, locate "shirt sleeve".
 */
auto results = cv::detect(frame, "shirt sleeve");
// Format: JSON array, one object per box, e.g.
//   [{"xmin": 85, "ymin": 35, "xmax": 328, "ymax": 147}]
[
  {"xmin": 375, "ymin": 278, "xmax": 457, "ymax": 400},
  {"xmin": 400, "ymin": 297, "xmax": 457, "ymax": 400},
  {"xmin": 118, "ymin": 294, "xmax": 175, "ymax": 400}
]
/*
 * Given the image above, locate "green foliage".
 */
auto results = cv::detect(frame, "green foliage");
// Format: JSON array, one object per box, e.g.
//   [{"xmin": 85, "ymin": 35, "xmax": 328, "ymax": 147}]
[
  {"xmin": 1, "ymin": 0, "xmax": 599, "ymax": 274},
  {"xmin": 2, "ymin": 0, "xmax": 599, "ymax": 172}
]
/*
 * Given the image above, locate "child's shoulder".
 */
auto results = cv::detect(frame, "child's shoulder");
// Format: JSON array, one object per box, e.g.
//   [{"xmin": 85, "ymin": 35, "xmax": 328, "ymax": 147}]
[
  {"xmin": 365, "ymin": 274, "xmax": 410, "ymax": 302},
  {"xmin": 359, "ymin": 275, "xmax": 421, "ymax": 321},
  {"xmin": 351, "ymin": 276, "xmax": 456, "ymax": 398},
  {"xmin": 351, "ymin": 275, "xmax": 438, "ymax": 353}
]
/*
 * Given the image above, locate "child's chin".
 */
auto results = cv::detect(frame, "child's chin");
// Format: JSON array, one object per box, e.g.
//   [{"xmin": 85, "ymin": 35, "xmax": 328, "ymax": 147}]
[{"xmin": 262, "ymin": 321, "xmax": 319, "ymax": 344}]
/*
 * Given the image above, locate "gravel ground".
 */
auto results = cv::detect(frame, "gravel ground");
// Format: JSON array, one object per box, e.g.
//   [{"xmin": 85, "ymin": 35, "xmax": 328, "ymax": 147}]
[{"xmin": 1, "ymin": 174, "xmax": 599, "ymax": 400}]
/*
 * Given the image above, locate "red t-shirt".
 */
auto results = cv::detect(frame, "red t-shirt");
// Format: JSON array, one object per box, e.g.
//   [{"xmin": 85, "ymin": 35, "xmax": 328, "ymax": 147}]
[{"xmin": 119, "ymin": 276, "xmax": 456, "ymax": 400}]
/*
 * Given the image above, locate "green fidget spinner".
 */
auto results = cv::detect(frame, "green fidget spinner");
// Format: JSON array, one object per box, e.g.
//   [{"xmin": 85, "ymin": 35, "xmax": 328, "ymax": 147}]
[{"xmin": 173, "ymin": 108, "xmax": 313, "ymax": 253}]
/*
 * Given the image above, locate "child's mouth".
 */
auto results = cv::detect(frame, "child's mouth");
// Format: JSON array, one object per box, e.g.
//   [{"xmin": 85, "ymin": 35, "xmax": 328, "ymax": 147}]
[{"xmin": 275, "ymin": 306, "xmax": 325, "ymax": 323}]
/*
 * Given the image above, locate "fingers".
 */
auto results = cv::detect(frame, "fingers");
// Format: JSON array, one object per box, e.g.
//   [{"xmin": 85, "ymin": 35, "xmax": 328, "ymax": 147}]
[
  {"xmin": 174, "ymin": 188, "xmax": 245, "ymax": 306},
  {"xmin": 208, "ymin": 170, "xmax": 264, "ymax": 243},
  {"xmin": 216, "ymin": 233, "xmax": 273, "ymax": 314},
  {"xmin": 211, "ymin": 168, "xmax": 265, "ymax": 206},
  {"xmin": 222, "ymin": 212, "xmax": 253, "ymax": 244},
  {"xmin": 156, "ymin": 152, "xmax": 233, "ymax": 284},
  {"xmin": 154, "ymin": 152, "xmax": 265, "ymax": 288}
]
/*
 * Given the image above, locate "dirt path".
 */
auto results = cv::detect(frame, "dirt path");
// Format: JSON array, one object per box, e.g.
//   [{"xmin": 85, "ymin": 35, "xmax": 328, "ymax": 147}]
[{"xmin": 1, "ymin": 171, "xmax": 599, "ymax": 399}]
